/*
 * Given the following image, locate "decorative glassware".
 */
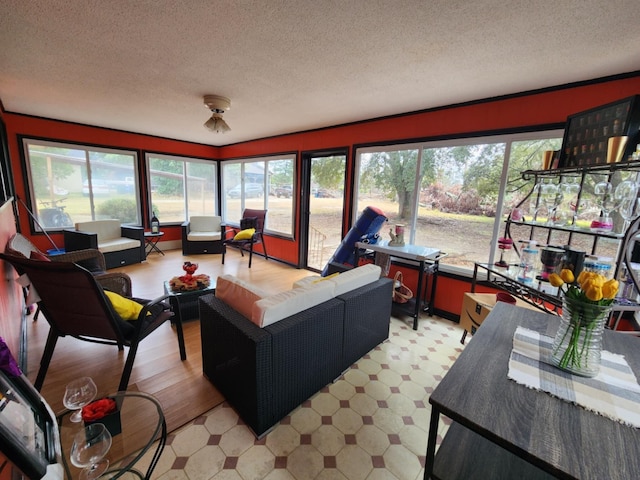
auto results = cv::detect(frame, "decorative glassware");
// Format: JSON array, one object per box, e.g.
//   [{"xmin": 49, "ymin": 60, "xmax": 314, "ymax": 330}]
[
  {"xmin": 540, "ymin": 182, "xmax": 562, "ymax": 225},
  {"xmin": 494, "ymin": 237, "xmax": 512, "ymax": 268},
  {"xmin": 550, "ymin": 296, "xmax": 611, "ymax": 377},
  {"xmin": 615, "ymin": 180, "xmax": 639, "ymax": 233},
  {"xmin": 63, "ymin": 377, "xmax": 97, "ymax": 423},
  {"xmin": 558, "ymin": 176, "xmax": 581, "ymax": 226},
  {"xmin": 593, "ymin": 181, "xmax": 617, "ymax": 232},
  {"xmin": 70, "ymin": 423, "xmax": 112, "ymax": 480},
  {"xmin": 182, "ymin": 261, "xmax": 198, "ymax": 278}
]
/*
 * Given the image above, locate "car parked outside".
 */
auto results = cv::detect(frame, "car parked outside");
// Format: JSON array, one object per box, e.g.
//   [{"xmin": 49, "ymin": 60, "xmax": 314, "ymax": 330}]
[
  {"xmin": 227, "ymin": 183, "xmax": 264, "ymax": 198},
  {"xmin": 275, "ymin": 185, "xmax": 293, "ymax": 198},
  {"xmin": 82, "ymin": 179, "xmax": 111, "ymax": 196}
]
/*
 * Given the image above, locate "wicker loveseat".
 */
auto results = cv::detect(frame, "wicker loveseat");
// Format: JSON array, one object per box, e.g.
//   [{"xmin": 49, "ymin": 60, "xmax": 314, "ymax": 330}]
[
  {"xmin": 64, "ymin": 220, "xmax": 145, "ymax": 269},
  {"xmin": 199, "ymin": 264, "xmax": 393, "ymax": 437}
]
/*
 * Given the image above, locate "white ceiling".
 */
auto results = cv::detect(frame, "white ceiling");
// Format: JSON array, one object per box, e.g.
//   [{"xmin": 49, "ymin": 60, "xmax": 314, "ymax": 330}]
[{"xmin": 1, "ymin": 1, "xmax": 640, "ymax": 147}]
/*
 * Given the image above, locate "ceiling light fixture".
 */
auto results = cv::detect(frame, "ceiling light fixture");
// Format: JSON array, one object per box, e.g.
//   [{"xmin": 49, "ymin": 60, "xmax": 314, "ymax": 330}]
[{"xmin": 203, "ymin": 95, "xmax": 231, "ymax": 133}]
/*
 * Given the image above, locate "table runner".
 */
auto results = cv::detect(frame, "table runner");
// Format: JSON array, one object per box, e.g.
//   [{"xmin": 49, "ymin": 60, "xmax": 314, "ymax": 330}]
[{"xmin": 508, "ymin": 326, "xmax": 640, "ymax": 428}]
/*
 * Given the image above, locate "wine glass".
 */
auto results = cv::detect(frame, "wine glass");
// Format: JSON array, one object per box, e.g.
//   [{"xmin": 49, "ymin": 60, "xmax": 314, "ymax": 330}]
[
  {"xmin": 559, "ymin": 176, "xmax": 581, "ymax": 226},
  {"xmin": 539, "ymin": 181, "xmax": 560, "ymax": 225},
  {"xmin": 593, "ymin": 181, "xmax": 618, "ymax": 231},
  {"xmin": 616, "ymin": 180, "xmax": 640, "ymax": 233},
  {"xmin": 63, "ymin": 377, "xmax": 97, "ymax": 423},
  {"xmin": 70, "ymin": 423, "xmax": 112, "ymax": 480}
]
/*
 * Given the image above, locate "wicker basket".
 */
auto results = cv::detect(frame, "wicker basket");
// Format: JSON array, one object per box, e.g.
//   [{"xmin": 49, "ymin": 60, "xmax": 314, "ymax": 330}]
[{"xmin": 392, "ymin": 271, "xmax": 413, "ymax": 303}]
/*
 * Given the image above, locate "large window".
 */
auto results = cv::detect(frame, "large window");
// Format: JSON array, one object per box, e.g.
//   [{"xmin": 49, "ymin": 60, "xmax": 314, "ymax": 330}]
[
  {"xmin": 221, "ymin": 155, "xmax": 295, "ymax": 236},
  {"xmin": 23, "ymin": 139, "xmax": 140, "ymax": 230},
  {"xmin": 146, "ymin": 154, "xmax": 217, "ymax": 224},
  {"xmin": 355, "ymin": 131, "xmax": 563, "ymax": 274}
]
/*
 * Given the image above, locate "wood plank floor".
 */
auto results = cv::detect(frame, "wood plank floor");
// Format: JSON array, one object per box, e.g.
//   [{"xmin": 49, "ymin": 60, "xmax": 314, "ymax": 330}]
[{"xmin": 25, "ymin": 248, "xmax": 312, "ymax": 433}]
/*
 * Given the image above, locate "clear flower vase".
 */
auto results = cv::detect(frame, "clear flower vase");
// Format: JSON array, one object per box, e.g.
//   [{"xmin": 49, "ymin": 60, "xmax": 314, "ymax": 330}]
[{"xmin": 550, "ymin": 296, "xmax": 611, "ymax": 377}]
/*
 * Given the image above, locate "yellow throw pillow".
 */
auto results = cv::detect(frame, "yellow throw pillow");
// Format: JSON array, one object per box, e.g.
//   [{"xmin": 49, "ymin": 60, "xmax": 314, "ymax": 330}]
[
  {"xmin": 233, "ymin": 228, "xmax": 255, "ymax": 241},
  {"xmin": 104, "ymin": 291, "xmax": 144, "ymax": 321}
]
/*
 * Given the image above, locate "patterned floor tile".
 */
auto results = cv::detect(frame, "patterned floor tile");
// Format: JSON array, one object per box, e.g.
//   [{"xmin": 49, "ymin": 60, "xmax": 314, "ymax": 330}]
[{"xmin": 147, "ymin": 315, "xmax": 464, "ymax": 479}]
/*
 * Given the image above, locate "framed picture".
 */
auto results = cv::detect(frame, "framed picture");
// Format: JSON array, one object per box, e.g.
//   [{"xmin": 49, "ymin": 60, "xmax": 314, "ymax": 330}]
[{"xmin": 558, "ymin": 95, "xmax": 640, "ymax": 168}]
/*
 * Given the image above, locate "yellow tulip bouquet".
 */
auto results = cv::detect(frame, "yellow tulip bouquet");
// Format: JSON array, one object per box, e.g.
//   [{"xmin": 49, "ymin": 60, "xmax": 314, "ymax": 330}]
[
  {"xmin": 548, "ymin": 269, "xmax": 619, "ymax": 375},
  {"xmin": 548, "ymin": 269, "xmax": 619, "ymax": 305}
]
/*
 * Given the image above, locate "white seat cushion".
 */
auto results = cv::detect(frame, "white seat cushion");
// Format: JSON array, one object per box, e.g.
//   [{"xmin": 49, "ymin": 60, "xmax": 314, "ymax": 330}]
[
  {"xmin": 99, "ymin": 237, "xmax": 141, "ymax": 253},
  {"xmin": 187, "ymin": 231, "xmax": 222, "ymax": 241}
]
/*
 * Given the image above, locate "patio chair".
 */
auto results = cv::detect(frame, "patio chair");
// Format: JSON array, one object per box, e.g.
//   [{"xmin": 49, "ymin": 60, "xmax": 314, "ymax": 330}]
[
  {"xmin": 181, "ymin": 215, "xmax": 224, "ymax": 254},
  {"xmin": 5, "ymin": 233, "xmax": 130, "ymax": 319},
  {"xmin": 0, "ymin": 252, "xmax": 186, "ymax": 392},
  {"xmin": 221, "ymin": 209, "xmax": 268, "ymax": 268}
]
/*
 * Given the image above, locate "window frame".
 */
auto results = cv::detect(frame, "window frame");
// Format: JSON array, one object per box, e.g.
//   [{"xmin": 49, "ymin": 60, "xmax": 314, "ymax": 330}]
[
  {"xmin": 145, "ymin": 152, "xmax": 218, "ymax": 225},
  {"xmin": 354, "ymin": 129, "xmax": 564, "ymax": 277},
  {"xmin": 221, "ymin": 153, "xmax": 296, "ymax": 238},
  {"xmin": 22, "ymin": 138, "xmax": 141, "ymax": 230}
]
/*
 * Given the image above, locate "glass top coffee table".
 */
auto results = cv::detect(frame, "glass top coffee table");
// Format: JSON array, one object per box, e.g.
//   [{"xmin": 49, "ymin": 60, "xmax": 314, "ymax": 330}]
[
  {"xmin": 58, "ymin": 391, "xmax": 166, "ymax": 479},
  {"xmin": 163, "ymin": 281, "xmax": 216, "ymax": 324}
]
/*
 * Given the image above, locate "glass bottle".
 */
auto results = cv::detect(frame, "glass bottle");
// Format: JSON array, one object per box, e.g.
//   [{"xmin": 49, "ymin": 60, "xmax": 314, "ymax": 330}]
[
  {"xmin": 516, "ymin": 243, "xmax": 539, "ymax": 285},
  {"xmin": 151, "ymin": 212, "xmax": 160, "ymax": 233}
]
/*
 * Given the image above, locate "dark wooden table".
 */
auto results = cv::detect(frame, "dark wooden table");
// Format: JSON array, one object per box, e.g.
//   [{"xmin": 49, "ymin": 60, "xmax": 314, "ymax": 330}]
[{"xmin": 425, "ymin": 302, "xmax": 640, "ymax": 480}]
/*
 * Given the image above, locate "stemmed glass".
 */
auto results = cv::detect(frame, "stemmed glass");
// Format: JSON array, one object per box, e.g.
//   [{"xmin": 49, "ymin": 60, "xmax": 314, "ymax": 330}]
[
  {"xmin": 70, "ymin": 423, "xmax": 112, "ymax": 480},
  {"xmin": 593, "ymin": 181, "xmax": 618, "ymax": 231},
  {"xmin": 559, "ymin": 177, "xmax": 581, "ymax": 226},
  {"xmin": 539, "ymin": 182, "xmax": 561, "ymax": 225},
  {"xmin": 63, "ymin": 377, "xmax": 97, "ymax": 423},
  {"xmin": 616, "ymin": 180, "xmax": 640, "ymax": 233}
]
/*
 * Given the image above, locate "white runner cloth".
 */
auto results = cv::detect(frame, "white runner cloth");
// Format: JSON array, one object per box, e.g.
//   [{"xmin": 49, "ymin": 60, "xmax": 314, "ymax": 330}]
[{"xmin": 508, "ymin": 326, "xmax": 640, "ymax": 428}]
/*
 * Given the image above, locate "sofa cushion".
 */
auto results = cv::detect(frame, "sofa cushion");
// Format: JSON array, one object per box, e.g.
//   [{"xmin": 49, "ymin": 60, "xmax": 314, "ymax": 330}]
[
  {"xmin": 216, "ymin": 275, "xmax": 268, "ymax": 320},
  {"xmin": 251, "ymin": 281, "xmax": 335, "ymax": 328},
  {"xmin": 328, "ymin": 263, "xmax": 381, "ymax": 296},
  {"xmin": 99, "ymin": 237, "xmax": 141, "ymax": 253},
  {"xmin": 292, "ymin": 272, "xmax": 339, "ymax": 289},
  {"xmin": 189, "ymin": 216, "xmax": 221, "ymax": 232},
  {"xmin": 187, "ymin": 231, "xmax": 222, "ymax": 242},
  {"xmin": 75, "ymin": 220, "xmax": 122, "ymax": 242}
]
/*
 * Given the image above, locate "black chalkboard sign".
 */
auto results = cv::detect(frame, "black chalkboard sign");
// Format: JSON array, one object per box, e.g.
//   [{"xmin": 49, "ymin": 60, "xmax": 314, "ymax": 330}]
[{"xmin": 559, "ymin": 95, "xmax": 640, "ymax": 168}]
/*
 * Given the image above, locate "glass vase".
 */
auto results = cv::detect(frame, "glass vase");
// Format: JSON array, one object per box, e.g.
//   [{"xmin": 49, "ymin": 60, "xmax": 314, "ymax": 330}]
[{"xmin": 550, "ymin": 296, "xmax": 611, "ymax": 377}]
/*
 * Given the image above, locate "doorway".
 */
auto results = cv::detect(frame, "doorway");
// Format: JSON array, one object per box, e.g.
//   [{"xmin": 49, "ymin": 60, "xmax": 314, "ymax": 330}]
[{"xmin": 300, "ymin": 150, "xmax": 347, "ymax": 271}]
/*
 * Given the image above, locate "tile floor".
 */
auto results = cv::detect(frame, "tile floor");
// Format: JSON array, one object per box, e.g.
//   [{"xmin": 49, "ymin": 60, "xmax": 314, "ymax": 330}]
[{"xmin": 132, "ymin": 315, "xmax": 466, "ymax": 480}]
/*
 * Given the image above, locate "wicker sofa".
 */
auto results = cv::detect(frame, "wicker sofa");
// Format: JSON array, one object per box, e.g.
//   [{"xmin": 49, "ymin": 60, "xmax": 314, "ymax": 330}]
[
  {"xmin": 199, "ymin": 265, "xmax": 393, "ymax": 437},
  {"xmin": 64, "ymin": 220, "xmax": 145, "ymax": 269}
]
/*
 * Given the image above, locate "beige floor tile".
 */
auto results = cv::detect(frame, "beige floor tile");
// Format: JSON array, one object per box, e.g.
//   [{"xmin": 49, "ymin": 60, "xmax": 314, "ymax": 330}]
[
  {"xmin": 236, "ymin": 445, "xmax": 276, "ymax": 480},
  {"xmin": 286, "ymin": 445, "xmax": 324, "ymax": 480},
  {"xmin": 335, "ymin": 444, "xmax": 374, "ymax": 480}
]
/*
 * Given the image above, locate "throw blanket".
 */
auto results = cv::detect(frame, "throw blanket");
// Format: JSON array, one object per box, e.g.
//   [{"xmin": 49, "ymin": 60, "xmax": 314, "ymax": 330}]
[{"xmin": 508, "ymin": 326, "xmax": 640, "ymax": 428}]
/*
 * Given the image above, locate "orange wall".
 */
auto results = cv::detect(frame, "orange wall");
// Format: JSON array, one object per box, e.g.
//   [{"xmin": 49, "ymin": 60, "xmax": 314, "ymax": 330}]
[
  {"xmin": 3, "ymin": 115, "xmax": 219, "ymax": 252},
  {"xmin": 3, "ymin": 73, "xmax": 640, "ymax": 316}
]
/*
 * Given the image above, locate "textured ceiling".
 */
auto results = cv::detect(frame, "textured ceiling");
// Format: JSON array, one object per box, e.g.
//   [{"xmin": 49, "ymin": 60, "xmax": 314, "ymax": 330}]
[{"xmin": 1, "ymin": 1, "xmax": 640, "ymax": 146}]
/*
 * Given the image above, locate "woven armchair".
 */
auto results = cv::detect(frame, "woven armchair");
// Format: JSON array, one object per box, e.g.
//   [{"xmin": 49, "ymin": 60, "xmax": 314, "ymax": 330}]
[{"xmin": 5, "ymin": 234, "xmax": 131, "ymax": 318}]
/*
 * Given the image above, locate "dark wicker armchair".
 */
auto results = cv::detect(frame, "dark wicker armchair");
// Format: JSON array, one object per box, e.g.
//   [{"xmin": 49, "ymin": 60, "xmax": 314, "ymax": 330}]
[
  {"xmin": 0, "ymin": 252, "xmax": 185, "ymax": 392},
  {"xmin": 5, "ymin": 233, "xmax": 131, "ymax": 317}
]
